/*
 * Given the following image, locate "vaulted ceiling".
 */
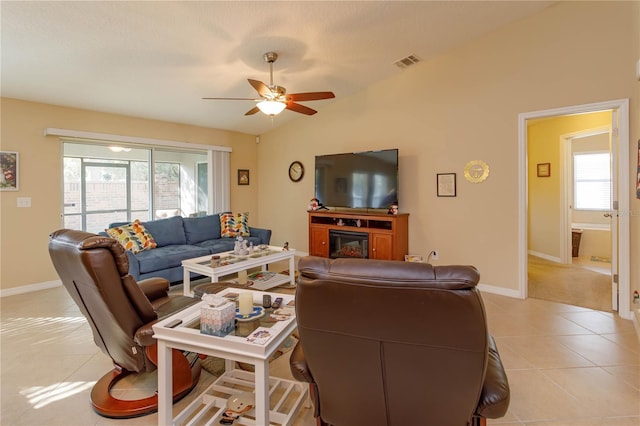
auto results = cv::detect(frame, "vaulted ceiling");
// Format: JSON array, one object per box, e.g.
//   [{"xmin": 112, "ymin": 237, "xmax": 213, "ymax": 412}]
[{"xmin": 1, "ymin": 1, "xmax": 554, "ymax": 135}]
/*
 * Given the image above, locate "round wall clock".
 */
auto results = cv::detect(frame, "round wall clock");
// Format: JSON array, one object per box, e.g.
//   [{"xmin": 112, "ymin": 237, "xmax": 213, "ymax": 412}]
[
  {"xmin": 288, "ymin": 161, "xmax": 304, "ymax": 182},
  {"xmin": 464, "ymin": 160, "xmax": 490, "ymax": 183}
]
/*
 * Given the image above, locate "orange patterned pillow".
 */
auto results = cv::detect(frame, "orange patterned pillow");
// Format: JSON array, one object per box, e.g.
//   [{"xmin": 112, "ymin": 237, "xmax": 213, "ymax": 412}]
[
  {"xmin": 106, "ymin": 220, "xmax": 157, "ymax": 253},
  {"xmin": 220, "ymin": 212, "xmax": 250, "ymax": 238}
]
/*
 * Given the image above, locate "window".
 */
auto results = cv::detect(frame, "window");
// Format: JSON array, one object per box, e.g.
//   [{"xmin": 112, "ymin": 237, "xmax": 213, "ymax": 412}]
[
  {"xmin": 154, "ymin": 161, "xmax": 181, "ymax": 215},
  {"xmin": 63, "ymin": 142, "xmax": 210, "ymax": 232},
  {"xmin": 573, "ymin": 151, "xmax": 610, "ymax": 211}
]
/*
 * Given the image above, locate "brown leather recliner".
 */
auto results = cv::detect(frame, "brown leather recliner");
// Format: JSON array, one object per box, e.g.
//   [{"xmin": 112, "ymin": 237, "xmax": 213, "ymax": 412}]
[
  {"xmin": 290, "ymin": 256, "xmax": 510, "ymax": 426},
  {"xmin": 48, "ymin": 229, "xmax": 201, "ymax": 418}
]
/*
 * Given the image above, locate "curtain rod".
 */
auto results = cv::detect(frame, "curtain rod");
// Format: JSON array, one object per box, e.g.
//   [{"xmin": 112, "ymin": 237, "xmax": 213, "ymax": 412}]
[{"xmin": 43, "ymin": 127, "xmax": 232, "ymax": 152}]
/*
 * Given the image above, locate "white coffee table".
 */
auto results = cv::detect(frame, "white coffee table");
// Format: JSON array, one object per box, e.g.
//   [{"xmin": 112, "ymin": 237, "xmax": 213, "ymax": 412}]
[
  {"xmin": 181, "ymin": 246, "xmax": 296, "ymax": 297},
  {"xmin": 153, "ymin": 288, "xmax": 308, "ymax": 426}
]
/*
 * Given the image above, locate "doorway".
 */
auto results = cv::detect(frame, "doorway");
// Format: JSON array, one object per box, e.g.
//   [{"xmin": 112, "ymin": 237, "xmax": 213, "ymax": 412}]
[
  {"xmin": 518, "ymin": 99, "xmax": 631, "ymax": 319},
  {"xmin": 563, "ymin": 130, "xmax": 613, "ymax": 277},
  {"xmin": 527, "ymin": 121, "xmax": 614, "ymax": 311}
]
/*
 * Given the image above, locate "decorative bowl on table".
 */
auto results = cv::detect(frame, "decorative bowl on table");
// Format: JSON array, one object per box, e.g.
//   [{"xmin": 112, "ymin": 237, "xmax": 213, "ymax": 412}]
[{"xmin": 235, "ymin": 306, "xmax": 265, "ymax": 322}]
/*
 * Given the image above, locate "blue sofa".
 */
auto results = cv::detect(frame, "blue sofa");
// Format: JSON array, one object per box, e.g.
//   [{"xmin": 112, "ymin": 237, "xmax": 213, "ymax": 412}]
[{"xmin": 106, "ymin": 214, "xmax": 271, "ymax": 284}]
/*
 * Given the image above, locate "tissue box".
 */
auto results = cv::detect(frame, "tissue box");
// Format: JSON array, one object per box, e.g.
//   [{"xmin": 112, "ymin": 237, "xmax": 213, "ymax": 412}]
[{"xmin": 200, "ymin": 302, "xmax": 236, "ymax": 337}]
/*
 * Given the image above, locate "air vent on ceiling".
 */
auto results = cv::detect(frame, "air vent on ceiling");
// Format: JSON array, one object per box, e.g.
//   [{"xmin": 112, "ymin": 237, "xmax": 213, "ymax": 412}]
[{"xmin": 393, "ymin": 54, "xmax": 421, "ymax": 69}]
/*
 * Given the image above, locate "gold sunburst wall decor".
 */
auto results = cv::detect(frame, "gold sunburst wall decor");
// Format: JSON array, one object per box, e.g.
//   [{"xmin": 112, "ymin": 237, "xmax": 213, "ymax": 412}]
[{"xmin": 464, "ymin": 160, "xmax": 490, "ymax": 183}]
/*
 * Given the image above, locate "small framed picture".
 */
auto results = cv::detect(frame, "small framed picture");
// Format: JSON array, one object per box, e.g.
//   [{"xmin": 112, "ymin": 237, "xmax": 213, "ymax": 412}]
[
  {"xmin": 238, "ymin": 169, "xmax": 250, "ymax": 185},
  {"xmin": 537, "ymin": 163, "xmax": 551, "ymax": 177},
  {"xmin": 0, "ymin": 151, "xmax": 19, "ymax": 191},
  {"xmin": 437, "ymin": 173, "xmax": 456, "ymax": 197}
]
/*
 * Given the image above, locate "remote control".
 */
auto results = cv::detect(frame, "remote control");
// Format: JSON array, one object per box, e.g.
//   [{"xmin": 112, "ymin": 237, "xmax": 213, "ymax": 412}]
[
  {"xmin": 271, "ymin": 297, "xmax": 283, "ymax": 310},
  {"xmin": 165, "ymin": 319, "xmax": 182, "ymax": 328},
  {"xmin": 262, "ymin": 294, "xmax": 272, "ymax": 308}
]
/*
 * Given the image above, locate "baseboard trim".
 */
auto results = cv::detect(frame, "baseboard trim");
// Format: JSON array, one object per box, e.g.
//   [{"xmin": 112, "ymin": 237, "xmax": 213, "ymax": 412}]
[
  {"xmin": 0, "ymin": 280, "xmax": 62, "ymax": 298},
  {"xmin": 528, "ymin": 251, "xmax": 561, "ymax": 263},
  {"xmin": 477, "ymin": 282, "xmax": 523, "ymax": 299}
]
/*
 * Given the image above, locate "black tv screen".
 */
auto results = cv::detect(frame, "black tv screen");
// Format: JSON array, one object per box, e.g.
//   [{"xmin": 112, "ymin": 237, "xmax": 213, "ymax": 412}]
[{"xmin": 314, "ymin": 149, "xmax": 398, "ymax": 209}]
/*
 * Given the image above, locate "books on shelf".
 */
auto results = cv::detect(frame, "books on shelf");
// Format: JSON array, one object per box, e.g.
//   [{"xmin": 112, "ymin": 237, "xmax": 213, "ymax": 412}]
[
  {"xmin": 245, "ymin": 271, "xmax": 283, "ymax": 290},
  {"xmin": 248, "ymin": 271, "xmax": 277, "ymax": 281}
]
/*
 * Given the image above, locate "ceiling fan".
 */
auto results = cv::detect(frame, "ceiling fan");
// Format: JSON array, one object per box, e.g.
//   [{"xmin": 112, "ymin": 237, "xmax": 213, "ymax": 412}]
[{"xmin": 203, "ymin": 52, "xmax": 335, "ymax": 116}]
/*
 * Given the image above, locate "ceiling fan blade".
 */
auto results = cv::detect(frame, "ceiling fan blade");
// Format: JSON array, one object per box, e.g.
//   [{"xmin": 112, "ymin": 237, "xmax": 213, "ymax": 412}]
[
  {"xmin": 202, "ymin": 97, "xmax": 256, "ymax": 101},
  {"xmin": 245, "ymin": 106, "xmax": 260, "ymax": 116},
  {"xmin": 248, "ymin": 79, "xmax": 272, "ymax": 97},
  {"xmin": 287, "ymin": 92, "xmax": 335, "ymax": 102},
  {"xmin": 286, "ymin": 102, "xmax": 317, "ymax": 115}
]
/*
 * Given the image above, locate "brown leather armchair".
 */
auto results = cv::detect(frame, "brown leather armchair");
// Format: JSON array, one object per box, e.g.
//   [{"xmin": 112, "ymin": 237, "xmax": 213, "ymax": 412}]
[
  {"xmin": 48, "ymin": 229, "xmax": 201, "ymax": 418},
  {"xmin": 290, "ymin": 256, "xmax": 510, "ymax": 426}
]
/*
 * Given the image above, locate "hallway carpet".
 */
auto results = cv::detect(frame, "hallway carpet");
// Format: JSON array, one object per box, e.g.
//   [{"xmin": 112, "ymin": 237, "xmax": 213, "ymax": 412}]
[{"xmin": 528, "ymin": 255, "xmax": 612, "ymax": 312}]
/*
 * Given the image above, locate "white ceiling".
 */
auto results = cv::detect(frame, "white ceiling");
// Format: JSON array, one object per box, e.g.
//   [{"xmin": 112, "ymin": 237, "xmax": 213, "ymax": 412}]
[{"xmin": 1, "ymin": 1, "xmax": 554, "ymax": 136}]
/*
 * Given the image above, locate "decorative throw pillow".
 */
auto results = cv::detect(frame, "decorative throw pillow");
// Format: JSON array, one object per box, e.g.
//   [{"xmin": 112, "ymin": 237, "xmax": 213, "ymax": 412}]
[
  {"xmin": 220, "ymin": 212, "xmax": 251, "ymax": 238},
  {"xmin": 106, "ymin": 219, "xmax": 157, "ymax": 254}
]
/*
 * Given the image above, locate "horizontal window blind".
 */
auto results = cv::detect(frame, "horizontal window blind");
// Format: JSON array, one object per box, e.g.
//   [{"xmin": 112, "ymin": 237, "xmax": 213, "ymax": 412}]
[{"xmin": 573, "ymin": 152, "xmax": 610, "ymax": 210}]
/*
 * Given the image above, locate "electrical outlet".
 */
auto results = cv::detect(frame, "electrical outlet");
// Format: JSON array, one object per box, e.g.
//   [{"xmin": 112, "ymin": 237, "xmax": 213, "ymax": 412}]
[{"xmin": 431, "ymin": 250, "xmax": 439, "ymax": 260}]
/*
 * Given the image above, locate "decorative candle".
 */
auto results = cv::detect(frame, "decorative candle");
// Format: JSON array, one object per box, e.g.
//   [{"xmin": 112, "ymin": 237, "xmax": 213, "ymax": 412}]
[
  {"xmin": 237, "ymin": 270, "xmax": 248, "ymax": 285},
  {"xmin": 238, "ymin": 292, "xmax": 253, "ymax": 316}
]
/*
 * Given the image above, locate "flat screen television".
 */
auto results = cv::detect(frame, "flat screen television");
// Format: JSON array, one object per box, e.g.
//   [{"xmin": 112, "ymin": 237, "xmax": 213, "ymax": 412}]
[{"xmin": 314, "ymin": 149, "xmax": 398, "ymax": 209}]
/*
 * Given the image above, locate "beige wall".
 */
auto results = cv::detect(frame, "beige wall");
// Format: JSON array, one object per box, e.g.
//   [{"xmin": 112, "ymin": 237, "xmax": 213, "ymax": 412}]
[
  {"xmin": 257, "ymin": 2, "xmax": 639, "ymax": 301},
  {"xmin": 1, "ymin": 2, "xmax": 638, "ymax": 309},
  {"xmin": 0, "ymin": 98, "xmax": 258, "ymax": 291},
  {"xmin": 528, "ymin": 112, "xmax": 611, "ymax": 259}
]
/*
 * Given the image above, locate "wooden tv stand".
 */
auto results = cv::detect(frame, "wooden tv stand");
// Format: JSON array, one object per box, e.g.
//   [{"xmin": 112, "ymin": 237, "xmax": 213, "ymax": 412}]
[{"xmin": 308, "ymin": 211, "xmax": 409, "ymax": 260}]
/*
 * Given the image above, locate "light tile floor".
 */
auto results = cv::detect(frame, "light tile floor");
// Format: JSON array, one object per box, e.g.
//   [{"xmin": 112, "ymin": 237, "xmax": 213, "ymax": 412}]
[{"xmin": 1, "ymin": 286, "xmax": 638, "ymax": 425}]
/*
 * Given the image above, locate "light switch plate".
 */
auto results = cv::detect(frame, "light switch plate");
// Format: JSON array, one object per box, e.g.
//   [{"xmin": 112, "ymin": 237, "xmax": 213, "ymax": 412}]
[{"xmin": 17, "ymin": 197, "xmax": 31, "ymax": 208}]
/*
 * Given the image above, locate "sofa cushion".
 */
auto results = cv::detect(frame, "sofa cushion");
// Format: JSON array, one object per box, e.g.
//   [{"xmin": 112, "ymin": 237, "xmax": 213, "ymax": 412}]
[
  {"xmin": 243, "ymin": 235, "xmax": 265, "ymax": 247},
  {"xmin": 194, "ymin": 235, "xmax": 265, "ymax": 254},
  {"xmin": 220, "ymin": 212, "xmax": 250, "ymax": 238},
  {"xmin": 183, "ymin": 214, "xmax": 222, "ymax": 245},
  {"xmin": 105, "ymin": 220, "xmax": 157, "ymax": 254},
  {"xmin": 108, "ymin": 216, "xmax": 186, "ymax": 247},
  {"xmin": 142, "ymin": 216, "xmax": 186, "ymax": 246},
  {"xmin": 134, "ymin": 244, "xmax": 210, "ymax": 274},
  {"xmin": 193, "ymin": 238, "xmax": 236, "ymax": 253}
]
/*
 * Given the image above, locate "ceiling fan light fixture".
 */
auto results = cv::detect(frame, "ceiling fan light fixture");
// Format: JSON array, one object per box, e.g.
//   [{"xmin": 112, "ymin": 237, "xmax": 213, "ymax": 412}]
[
  {"xmin": 257, "ymin": 100, "xmax": 286, "ymax": 116},
  {"xmin": 204, "ymin": 51, "xmax": 334, "ymax": 118}
]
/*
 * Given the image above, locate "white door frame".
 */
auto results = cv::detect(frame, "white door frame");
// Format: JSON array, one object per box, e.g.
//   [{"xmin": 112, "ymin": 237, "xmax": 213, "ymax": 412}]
[{"xmin": 518, "ymin": 99, "xmax": 631, "ymax": 319}]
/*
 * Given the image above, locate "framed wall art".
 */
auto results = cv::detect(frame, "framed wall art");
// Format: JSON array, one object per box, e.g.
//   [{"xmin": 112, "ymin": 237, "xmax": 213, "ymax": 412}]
[
  {"xmin": 537, "ymin": 163, "xmax": 551, "ymax": 177},
  {"xmin": 238, "ymin": 169, "xmax": 250, "ymax": 186},
  {"xmin": 437, "ymin": 173, "xmax": 456, "ymax": 197},
  {"xmin": 0, "ymin": 151, "xmax": 19, "ymax": 191}
]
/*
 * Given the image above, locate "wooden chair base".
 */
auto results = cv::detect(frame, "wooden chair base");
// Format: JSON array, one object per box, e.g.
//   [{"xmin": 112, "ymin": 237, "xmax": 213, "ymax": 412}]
[
  {"xmin": 472, "ymin": 415, "xmax": 487, "ymax": 426},
  {"xmin": 90, "ymin": 348, "xmax": 201, "ymax": 418}
]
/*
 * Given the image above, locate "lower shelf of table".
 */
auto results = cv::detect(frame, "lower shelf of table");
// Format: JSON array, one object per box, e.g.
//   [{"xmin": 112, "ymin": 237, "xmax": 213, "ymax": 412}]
[
  {"xmin": 174, "ymin": 369, "xmax": 309, "ymax": 426},
  {"xmin": 246, "ymin": 272, "xmax": 294, "ymax": 291},
  {"xmin": 194, "ymin": 273, "xmax": 294, "ymax": 295}
]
